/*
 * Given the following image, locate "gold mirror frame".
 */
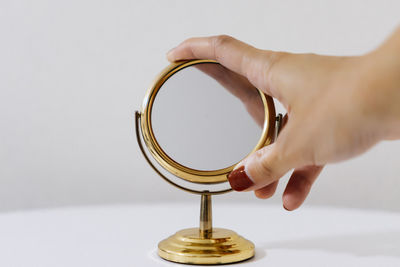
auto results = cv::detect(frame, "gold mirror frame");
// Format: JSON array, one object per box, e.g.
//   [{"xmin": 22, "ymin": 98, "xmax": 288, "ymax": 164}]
[
  {"xmin": 136, "ymin": 59, "xmax": 283, "ymax": 264},
  {"xmin": 140, "ymin": 59, "xmax": 276, "ymax": 184}
]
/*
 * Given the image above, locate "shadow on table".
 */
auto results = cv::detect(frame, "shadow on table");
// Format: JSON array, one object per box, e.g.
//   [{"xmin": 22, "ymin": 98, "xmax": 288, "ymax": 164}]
[{"xmin": 257, "ymin": 231, "xmax": 400, "ymax": 258}]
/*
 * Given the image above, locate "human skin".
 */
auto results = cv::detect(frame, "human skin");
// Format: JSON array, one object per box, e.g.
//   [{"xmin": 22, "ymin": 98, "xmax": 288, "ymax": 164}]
[{"xmin": 167, "ymin": 26, "xmax": 400, "ymax": 211}]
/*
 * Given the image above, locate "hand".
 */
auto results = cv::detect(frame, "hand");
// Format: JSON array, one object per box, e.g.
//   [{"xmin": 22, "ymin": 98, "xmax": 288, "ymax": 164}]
[{"xmin": 167, "ymin": 29, "xmax": 400, "ymax": 210}]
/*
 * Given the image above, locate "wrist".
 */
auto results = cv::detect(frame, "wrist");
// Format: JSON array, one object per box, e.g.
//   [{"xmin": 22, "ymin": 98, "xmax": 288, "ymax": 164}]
[{"xmin": 356, "ymin": 45, "xmax": 400, "ymax": 141}]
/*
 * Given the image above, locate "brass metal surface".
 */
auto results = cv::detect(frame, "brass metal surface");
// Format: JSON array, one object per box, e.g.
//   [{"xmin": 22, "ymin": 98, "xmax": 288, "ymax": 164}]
[
  {"xmin": 157, "ymin": 192, "xmax": 255, "ymax": 264},
  {"xmin": 136, "ymin": 59, "xmax": 282, "ymax": 265},
  {"xmin": 158, "ymin": 228, "xmax": 255, "ymax": 265},
  {"xmin": 135, "ymin": 111, "xmax": 232, "ymax": 195},
  {"xmin": 140, "ymin": 59, "xmax": 276, "ymax": 184},
  {"xmin": 199, "ymin": 193, "xmax": 212, "ymax": 238}
]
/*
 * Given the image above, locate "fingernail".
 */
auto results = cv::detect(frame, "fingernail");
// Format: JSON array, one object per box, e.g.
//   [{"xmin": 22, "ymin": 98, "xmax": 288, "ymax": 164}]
[
  {"xmin": 166, "ymin": 47, "xmax": 176, "ymax": 60},
  {"xmin": 232, "ymin": 163, "xmax": 242, "ymax": 171},
  {"xmin": 227, "ymin": 166, "xmax": 254, "ymax": 191}
]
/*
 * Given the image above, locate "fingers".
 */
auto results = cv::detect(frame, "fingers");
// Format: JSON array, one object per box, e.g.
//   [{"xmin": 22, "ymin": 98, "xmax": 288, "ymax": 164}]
[
  {"xmin": 282, "ymin": 165, "xmax": 324, "ymax": 211},
  {"xmin": 167, "ymin": 35, "xmax": 277, "ymax": 90},
  {"xmin": 228, "ymin": 141, "xmax": 297, "ymax": 192},
  {"xmin": 227, "ymin": 117, "xmax": 312, "ymax": 192},
  {"xmin": 250, "ymin": 113, "xmax": 289, "ymax": 199},
  {"xmin": 254, "ymin": 181, "xmax": 279, "ymax": 199}
]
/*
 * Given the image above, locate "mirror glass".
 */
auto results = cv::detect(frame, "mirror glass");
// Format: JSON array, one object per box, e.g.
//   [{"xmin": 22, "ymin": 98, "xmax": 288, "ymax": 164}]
[{"xmin": 151, "ymin": 63, "xmax": 265, "ymax": 171}]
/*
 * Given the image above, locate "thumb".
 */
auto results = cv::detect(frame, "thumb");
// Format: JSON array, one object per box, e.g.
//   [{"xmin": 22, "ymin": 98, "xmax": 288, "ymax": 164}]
[{"xmin": 227, "ymin": 125, "xmax": 307, "ymax": 191}]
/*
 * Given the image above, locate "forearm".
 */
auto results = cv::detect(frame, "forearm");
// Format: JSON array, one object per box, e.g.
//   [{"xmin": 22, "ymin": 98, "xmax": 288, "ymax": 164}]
[{"xmin": 357, "ymin": 26, "xmax": 400, "ymax": 140}]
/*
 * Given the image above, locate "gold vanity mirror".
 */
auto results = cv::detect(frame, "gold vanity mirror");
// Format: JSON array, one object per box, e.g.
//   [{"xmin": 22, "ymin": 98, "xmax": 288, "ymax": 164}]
[{"xmin": 135, "ymin": 59, "xmax": 282, "ymax": 264}]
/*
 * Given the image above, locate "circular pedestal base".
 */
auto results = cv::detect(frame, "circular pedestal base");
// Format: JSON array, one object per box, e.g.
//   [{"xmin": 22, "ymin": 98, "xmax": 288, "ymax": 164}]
[{"xmin": 158, "ymin": 228, "xmax": 255, "ymax": 265}]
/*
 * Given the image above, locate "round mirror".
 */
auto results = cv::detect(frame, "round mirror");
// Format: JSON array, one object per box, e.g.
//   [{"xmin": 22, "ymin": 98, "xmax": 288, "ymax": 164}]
[{"xmin": 140, "ymin": 60, "xmax": 275, "ymax": 184}]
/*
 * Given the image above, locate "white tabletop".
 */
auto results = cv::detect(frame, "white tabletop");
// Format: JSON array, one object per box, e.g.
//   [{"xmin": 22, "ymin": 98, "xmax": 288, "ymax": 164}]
[{"xmin": 0, "ymin": 202, "xmax": 399, "ymax": 267}]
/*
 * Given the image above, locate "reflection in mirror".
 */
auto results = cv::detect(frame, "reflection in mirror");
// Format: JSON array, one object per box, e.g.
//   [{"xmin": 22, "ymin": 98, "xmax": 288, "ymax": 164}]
[{"xmin": 151, "ymin": 63, "xmax": 265, "ymax": 171}]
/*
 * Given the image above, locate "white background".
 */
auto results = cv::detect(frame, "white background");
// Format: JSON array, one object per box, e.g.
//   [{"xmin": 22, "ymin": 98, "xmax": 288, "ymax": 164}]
[{"xmin": 1, "ymin": 0, "xmax": 400, "ymax": 212}]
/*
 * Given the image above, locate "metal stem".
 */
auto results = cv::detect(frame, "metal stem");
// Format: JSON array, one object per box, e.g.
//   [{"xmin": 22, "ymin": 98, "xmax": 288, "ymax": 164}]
[{"xmin": 199, "ymin": 192, "xmax": 212, "ymax": 238}]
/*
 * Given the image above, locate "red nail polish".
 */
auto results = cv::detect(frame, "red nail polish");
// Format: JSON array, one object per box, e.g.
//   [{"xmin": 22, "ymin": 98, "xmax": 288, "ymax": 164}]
[{"xmin": 227, "ymin": 166, "xmax": 254, "ymax": 191}]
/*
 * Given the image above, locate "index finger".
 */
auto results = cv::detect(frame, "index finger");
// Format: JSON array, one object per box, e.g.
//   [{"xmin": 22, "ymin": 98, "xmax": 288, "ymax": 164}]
[{"xmin": 167, "ymin": 35, "xmax": 278, "ymax": 92}]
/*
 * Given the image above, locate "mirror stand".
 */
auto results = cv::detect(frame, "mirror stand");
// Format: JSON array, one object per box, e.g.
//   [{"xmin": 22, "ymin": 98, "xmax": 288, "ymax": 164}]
[
  {"xmin": 158, "ymin": 192, "xmax": 255, "ymax": 265},
  {"xmin": 135, "ymin": 110, "xmax": 283, "ymax": 264},
  {"xmin": 135, "ymin": 111, "xmax": 255, "ymax": 264},
  {"xmin": 199, "ymin": 193, "xmax": 212, "ymax": 238}
]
